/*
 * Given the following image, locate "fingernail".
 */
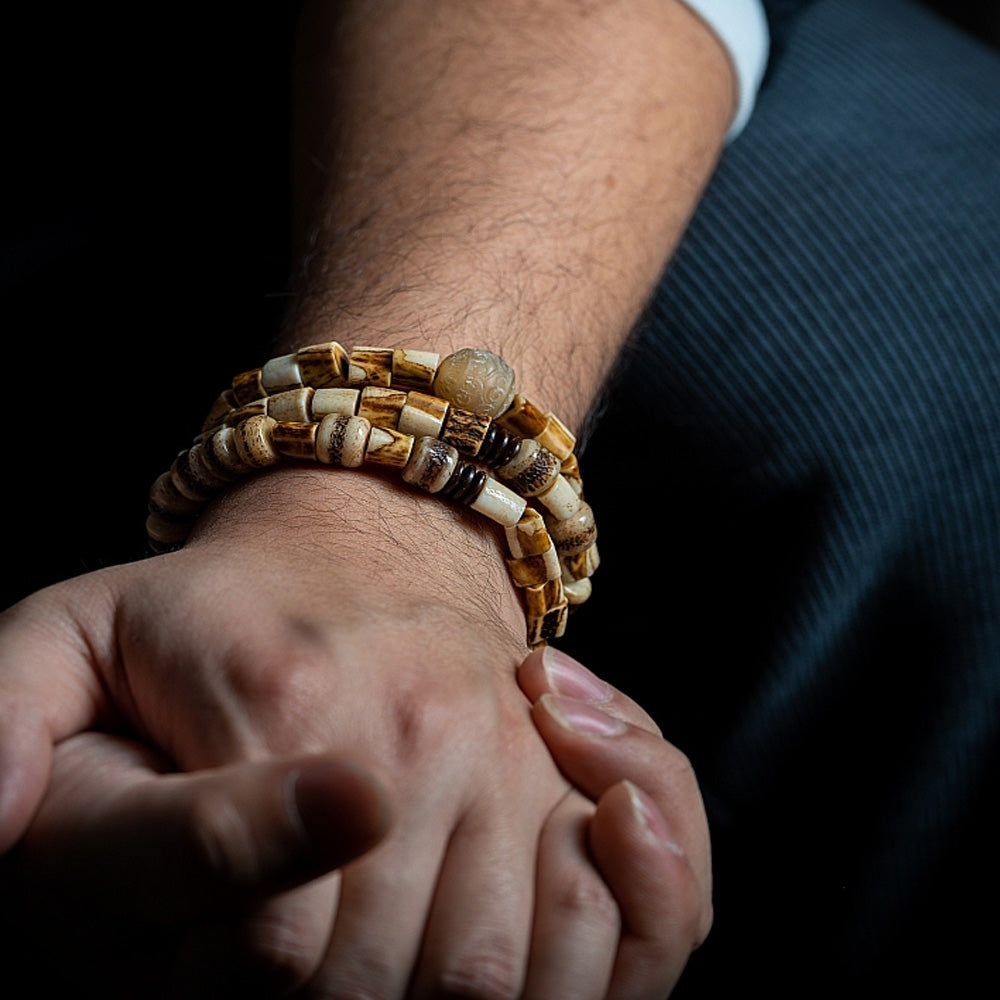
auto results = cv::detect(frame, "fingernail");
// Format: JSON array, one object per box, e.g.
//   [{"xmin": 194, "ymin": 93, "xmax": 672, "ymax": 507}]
[
  {"xmin": 541, "ymin": 646, "xmax": 612, "ymax": 702},
  {"xmin": 624, "ymin": 780, "xmax": 686, "ymax": 857},
  {"xmin": 541, "ymin": 693, "xmax": 626, "ymax": 736}
]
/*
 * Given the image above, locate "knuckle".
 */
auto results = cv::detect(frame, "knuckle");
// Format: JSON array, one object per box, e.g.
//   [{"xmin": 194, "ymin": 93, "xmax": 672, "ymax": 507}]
[
  {"xmin": 431, "ymin": 938, "xmax": 524, "ymax": 1000},
  {"xmin": 304, "ymin": 954, "xmax": 397, "ymax": 1000},
  {"xmin": 237, "ymin": 910, "xmax": 324, "ymax": 992},
  {"xmin": 553, "ymin": 867, "xmax": 621, "ymax": 932}
]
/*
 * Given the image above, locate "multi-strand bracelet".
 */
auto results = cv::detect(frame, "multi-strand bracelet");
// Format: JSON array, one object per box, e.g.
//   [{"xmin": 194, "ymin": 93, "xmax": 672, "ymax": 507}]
[{"xmin": 146, "ymin": 343, "xmax": 599, "ymax": 648}]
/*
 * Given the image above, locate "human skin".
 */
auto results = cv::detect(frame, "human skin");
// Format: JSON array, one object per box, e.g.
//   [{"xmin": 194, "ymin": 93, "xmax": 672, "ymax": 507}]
[{"xmin": 0, "ymin": 1, "xmax": 733, "ymax": 994}]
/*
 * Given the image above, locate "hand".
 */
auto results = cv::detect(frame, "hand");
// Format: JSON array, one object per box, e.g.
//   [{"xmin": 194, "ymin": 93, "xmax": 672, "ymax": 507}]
[{"xmin": 518, "ymin": 646, "xmax": 713, "ymax": 998}]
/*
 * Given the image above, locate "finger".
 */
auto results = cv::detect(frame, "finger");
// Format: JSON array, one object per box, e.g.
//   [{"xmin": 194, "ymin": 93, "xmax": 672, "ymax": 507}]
[
  {"xmin": 517, "ymin": 647, "xmax": 662, "ymax": 735},
  {"xmin": 590, "ymin": 781, "xmax": 711, "ymax": 999},
  {"xmin": 522, "ymin": 791, "xmax": 618, "ymax": 999},
  {"xmin": 17, "ymin": 733, "xmax": 392, "ymax": 920},
  {"xmin": 530, "ymin": 694, "xmax": 711, "ymax": 890},
  {"xmin": 0, "ymin": 588, "xmax": 113, "ymax": 851}
]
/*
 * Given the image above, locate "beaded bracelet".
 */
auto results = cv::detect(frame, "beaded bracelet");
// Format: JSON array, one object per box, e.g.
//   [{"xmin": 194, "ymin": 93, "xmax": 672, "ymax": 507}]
[{"xmin": 147, "ymin": 344, "xmax": 599, "ymax": 648}]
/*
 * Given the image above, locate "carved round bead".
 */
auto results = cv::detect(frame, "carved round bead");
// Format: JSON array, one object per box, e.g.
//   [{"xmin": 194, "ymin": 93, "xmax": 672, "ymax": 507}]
[
  {"xmin": 402, "ymin": 436, "xmax": 459, "ymax": 493},
  {"xmin": 547, "ymin": 501, "xmax": 597, "ymax": 556},
  {"xmin": 433, "ymin": 348, "xmax": 516, "ymax": 418},
  {"xmin": 316, "ymin": 414, "xmax": 370, "ymax": 467}
]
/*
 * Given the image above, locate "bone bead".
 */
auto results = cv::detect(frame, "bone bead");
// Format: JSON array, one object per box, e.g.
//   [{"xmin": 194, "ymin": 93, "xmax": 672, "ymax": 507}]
[
  {"xmin": 547, "ymin": 501, "xmax": 597, "ymax": 556},
  {"xmin": 271, "ymin": 421, "xmax": 319, "ymax": 461},
  {"xmin": 535, "ymin": 413, "xmax": 576, "ymax": 462},
  {"xmin": 524, "ymin": 580, "xmax": 569, "ymax": 646},
  {"xmin": 562, "ymin": 576, "xmax": 592, "ymax": 605},
  {"xmin": 146, "ymin": 511, "xmax": 192, "ymax": 552},
  {"xmin": 170, "ymin": 448, "xmax": 221, "ymax": 502},
  {"xmin": 497, "ymin": 394, "xmax": 547, "ymax": 437},
  {"xmin": 296, "ymin": 341, "xmax": 348, "ymax": 388},
  {"xmin": 149, "ymin": 471, "xmax": 202, "ymax": 520},
  {"xmin": 496, "ymin": 438, "xmax": 561, "ymax": 497},
  {"xmin": 433, "ymin": 348, "xmax": 516, "ymax": 418},
  {"xmin": 205, "ymin": 425, "xmax": 253, "ymax": 477},
  {"xmin": 524, "ymin": 578, "xmax": 564, "ymax": 618},
  {"xmin": 358, "ymin": 386, "xmax": 407, "ymax": 427},
  {"xmin": 188, "ymin": 438, "xmax": 238, "ymax": 487},
  {"xmin": 202, "ymin": 389, "xmax": 238, "ymax": 432},
  {"xmin": 398, "ymin": 391, "xmax": 449, "ymax": 439},
  {"xmin": 311, "ymin": 387, "xmax": 360, "ymax": 418},
  {"xmin": 231, "ymin": 368, "xmax": 265, "ymax": 405},
  {"xmin": 536, "ymin": 474, "xmax": 584, "ymax": 521},
  {"xmin": 224, "ymin": 400, "xmax": 267, "ymax": 426},
  {"xmin": 261, "ymin": 353, "xmax": 302, "ymax": 393},
  {"xmin": 560, "ymin": 453, "xmax": 584, "ymax": 496},
  {"xmin": 440, "ymin": 406, "xmax": 492, "ymax": 456},
  {"xmin": 266, "ymin": 387, "xmax": 314, "ymax": 423},
  {"xmin": 506, "ymin": 545, "xmax": 561, "ymax": 587},
  {"xmin": 315, "ymin": 414, "xmax": 370, "ymax": 467},
  {"xmin": 365, "ymin": 425, "xmax": 414, "ymax": 468},
  {"xmin": 561, "ymin": 542, "xmax": 600, "ymax": 581},
  {"xmin": 233, "ymin": 414, "xmax": 280, "ymax": 469},
  {"xmin": 469, "ymin": 477, "xmax": 527, "ymax": 527},
  {"xmin": 505, "ymin": 507, "xmax": 553, "ymax": 559},
  {"xmin": 348, "ymin": 346, "xmax": 394, "ymax": 387},
  {"xmin": 402, "ymin": 436, "xmax": 459, "ymax": 493},
  {"xmin": 392, "ymin": 349, "xmax": 439, "ymax": 391}
]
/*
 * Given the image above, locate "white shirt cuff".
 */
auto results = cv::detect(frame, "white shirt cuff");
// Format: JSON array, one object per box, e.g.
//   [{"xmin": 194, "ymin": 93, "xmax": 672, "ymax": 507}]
[{"xmin": 677, "ymin": 0, "xmax": 770, "ymax": 141}]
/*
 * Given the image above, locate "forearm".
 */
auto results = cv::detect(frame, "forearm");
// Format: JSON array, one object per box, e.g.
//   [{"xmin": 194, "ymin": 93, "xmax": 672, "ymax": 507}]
[{"xmin": 282, "ymin": 0, "xmax": 735, "ymax": 430}]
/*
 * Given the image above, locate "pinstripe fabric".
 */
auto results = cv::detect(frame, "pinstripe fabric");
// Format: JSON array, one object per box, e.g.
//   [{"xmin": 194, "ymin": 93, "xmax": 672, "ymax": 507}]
[{"xmin": 565, "ymin": 0, "xmax": 999, "ymax": 991}]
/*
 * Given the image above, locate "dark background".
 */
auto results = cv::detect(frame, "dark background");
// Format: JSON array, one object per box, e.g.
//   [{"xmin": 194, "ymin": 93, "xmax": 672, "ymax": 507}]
[{"xmin": 1, "ymin": 0, "xmax": 997, "ymax": 611}]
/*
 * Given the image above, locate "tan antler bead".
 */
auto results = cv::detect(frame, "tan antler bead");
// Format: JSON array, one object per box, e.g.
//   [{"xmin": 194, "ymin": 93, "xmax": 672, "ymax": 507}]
[
  {"xmin": 231, "ymin": 368, "xmax": 265, "ymax": 406},
  {"xmin": 561, "ymin": 542, "xmax": 600, "ymax": 581},
  {"xmin": 348, "ymin": 346, "xmax": 394, "ymax": 387},
  {"xmin": 365, "ymin": 426, "xmax": 415, "ymax": 468},
  {"xmin": 315, "ymin": 414, "xmax": 371, "ymax": 467},
  {"xmin": 358, "ymin": 386, "xmax": 407, "ymax": 428},
  {"xmin": 496, "ymin": 438, "xmax": 561, "ymax": 497},
  {"xmin": 505, "ymin": 507, "xmax": 553, "ymax": 559},
  {"xmin": 433, "ymin": 348, "xmax": 516, "ymax": 418},
  {"xmin": 535, "ymin": 413, "xmax": 576, "ymax": 462},
  {"xmin": 392, "ymin": 349, "xmax": 440, "ymax": 391},
  {"xmin": 271, "ymin": 421, "xmax": 319, "ymax": 461},
  {"xmin": 507, "ymin": 544, "xmax": 561, "ymax": 587},
  {"xmin": 296, "ymin": 341, "xmax": 348, "ymax": 388},
  {"xmin": 497, "ymin": 394, "xmax": 547, "ymax": 437},
  {"xmin": 402, "ymin": 436, "xmax": 459, "ymax": 493},
  {"xmin": 205, "ymin": 425, "xmax": 253, "ymax": 477},
  {"xmin": 148, "ymin": 471, "xmax": 202, "ymax": 520},
  {"xmin": 440, "ymin": 406, "xmax": 493, "ymax": 456},
  {"xmin": 233, "ymin": 414, "xmax": 281, "ymax": 469},
  {"xmin": 398, "ymin": 392, "xmax": 449, "ymax": 440}
]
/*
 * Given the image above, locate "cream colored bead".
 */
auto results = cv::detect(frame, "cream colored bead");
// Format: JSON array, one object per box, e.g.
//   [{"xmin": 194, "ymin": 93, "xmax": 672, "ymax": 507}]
[
  {"xmin": 433, "ymin": 348, "xmax": 516, "ymax": 418},
  {"xmin": 296, "ymin": 341, "xmax": 348, "ymax": 388},
  {"xmin": 261, "ymin": 353, "xmax": 302, "ymax": 393},
  {"xmin": 535, "ymin": 413, "xmax": 576, "ymax": 462},
  {"xmin": 504, "ymin": 507, "xmax": 552, "ymax": 559},
  {"xmin": 496, "ymin": 438, "xmax": 561, "ymax": 498},
  {"xmin": 365, "ymin": 425, "xmax": 414, "ymax": 468},
  {"xmin": 271, "ymin": 421, "xmax": 319, "ymax": 461},
  {"xmin": 402, "ymin": 436, "xmax": 459, "ymax": 493},
  {"xmin": 170, "ymin": 448, "xmax": 219, "ymax": 502},
  {"xmin": 188, "ymin": 440, "xmax": 236, "ymax": 488},
  {"xmin": 311, "ymin": 387, "xmax": 360, "ymax": 418},
  {"xmin": 497, "ymin": 394, "xmax": 547, "ymax": 437},
  {"xmin": 562, "ymin": 576, "xmax": 592, "ymax": 605},
  {"xmin": 266, "ymin": 387, "xmax": 314, "ymax": 423},
  {"xmin": 224, "ymin": 401, "xmax": 267, "ymax": 426},
  {"xmin": 506, "ymin": 545, "xmax": 561, "ymax": 587},
  {"xmin": 469, "ymin": 477, "xmax": 527, "ymax": 527},
  {"xmin": 348, "ymin": 346, "xmax": 394, "ymax": 387},
  {"xmin": 316, "ymin": 414, "xmax": 371, "ymax": 467},
  {"xmin": 561, "ymin": 542, "xmax": 600, "ymax": 581},
  {"xmin": 148, "ymin": 471, "xmax": 202, "ymax": 519},
  {"xmin": 392, "ymin": 349, "xmax": 439, "ymax": 391},
  {"xmin": 547, "ymin": 502, "xmax": 597, "ymax": 556},
  {"xmin": 398, "ymin": 391, "xmax": 449, "ymax": 439},
  {"xmin": 536, "ymin": 474, "xmax": 583, "ymax": 520},
  {"xmin": 206, "ymin": 425, "xmax": 253, "ymax": 477},
  {"xmin": 358, "ymin": 386, "xmax": 407, "ymax": 427},
  {"xmin": 231, "ymin": 368, "xmax": 265, "ymax": 405},
  {"xmin": 233, "ymin": 414, "xmax": 280, "ymax": 468}
]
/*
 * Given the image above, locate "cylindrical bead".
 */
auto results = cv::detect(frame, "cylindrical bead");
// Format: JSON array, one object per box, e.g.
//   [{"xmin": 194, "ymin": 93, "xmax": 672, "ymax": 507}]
[
  {"xmin": 562, "ymin": 576, "xmax": 592, "ymax": 605},
  {"xmin": 536, "ymin": 413, "xmax": 576, "ymax": 462},
  {"xmin": 296, "ymin": 341, "xmax": 348, "ymax": 388},
  {"xmin": 364, "ymin": 425, "xmax": 414, "ymax": 468},
  {"xmin": 188, "ymin": 438, "xmax": 238, "ymax": 486},
  {"xmin": 148, "ymin": 471, "xmax": 202, "ymax": 519},
  {"xmin": 348, "ymin": 346, "xmax": 394, "ymax": 387},
  {"xmin": 524, "ymin": 579, "xmax": 565, "ymax": 618},
  {"xmin": 536, "ymin": 474, "xmax": 584, "ymax": 521},
  {"xmin": 316, "ymin": 414, "xmax": 370, "ymax": 467},
  {"xmin": 470, "ymin": 477, "xmax": 527, "ymax": 527},
  {"xmin": 358, "ymin": 386, "xmax": 407, "ymax": 428},
  {"xmin": 170, "ymin": 448, "xmax": 221, "ymax": 502},
  {"xmin": 433, "ymin": 348, "xmax": 516, "ymax": 418},
  {"xmin": 392, "ymin": 348, "xmax": 439, "ymax": 391},
  {"xmin": 496, "ymin": 438, "xmax": 561, "ymax": 497},
  {"xmin": 233, "ymin": 414, "xmax": 280, "ymax": 469},
  {"xmin": 440, "ymin": 406, "xmax": 492, "ymax": 456},
  {"xmin": 505, "ymin": 507, "xmax": 552, "ymax": 559},
  {"xmin": 205, "ymin": 425, "xmax": 252, "ymax": 477},
  {"xmin": 231, "ymin": 368, "xmax": 265, "ymax": 405},
  {"xmin": 311, "ymin": 387, "xmax": 360, "ymax": 418},
  {"xmin": 402, "ymin": 436, "xmax": 459, "ymax": 493},
  {"xmin": 146, "ymin": 511, "xmax": 192, "ymax": 552},
  {"xmin": 527, "ymin": 603, "xmax": 569, "ymax": 646},
  {"xmin": 261, "ymin": 353, "xmax": 302, "ymax": 393},
  {"xmin": 398, "ymin": 391, "xmax": 449, "ymax": 439},
  {"xmin": 561, "ymin": 542, "xmax": 600, "ymax": 581},
  {"xmin": 202, "ymin": 389, "xmax": 237, "ymax": 432},
  {"xmin": 271, "ymin": 421, "xmax": 319, "ymax": 461},
  {"xmin": 506, "ymin": 545, "xmax": 561, "ymax": 587},
  {"xmin": 547, "ymin": 501, "xmax": 597, "ymax": 555},
  {"xmin": 266, "ymin": 387, "xmax": 314, "ymax": 423},
  {"xmin": 224, "ymin": 400, "xmax": 267, "ymax": 426},
  {"xmin": 497, "ymin": 394, "xmax": 547, "ymax": 437}
]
